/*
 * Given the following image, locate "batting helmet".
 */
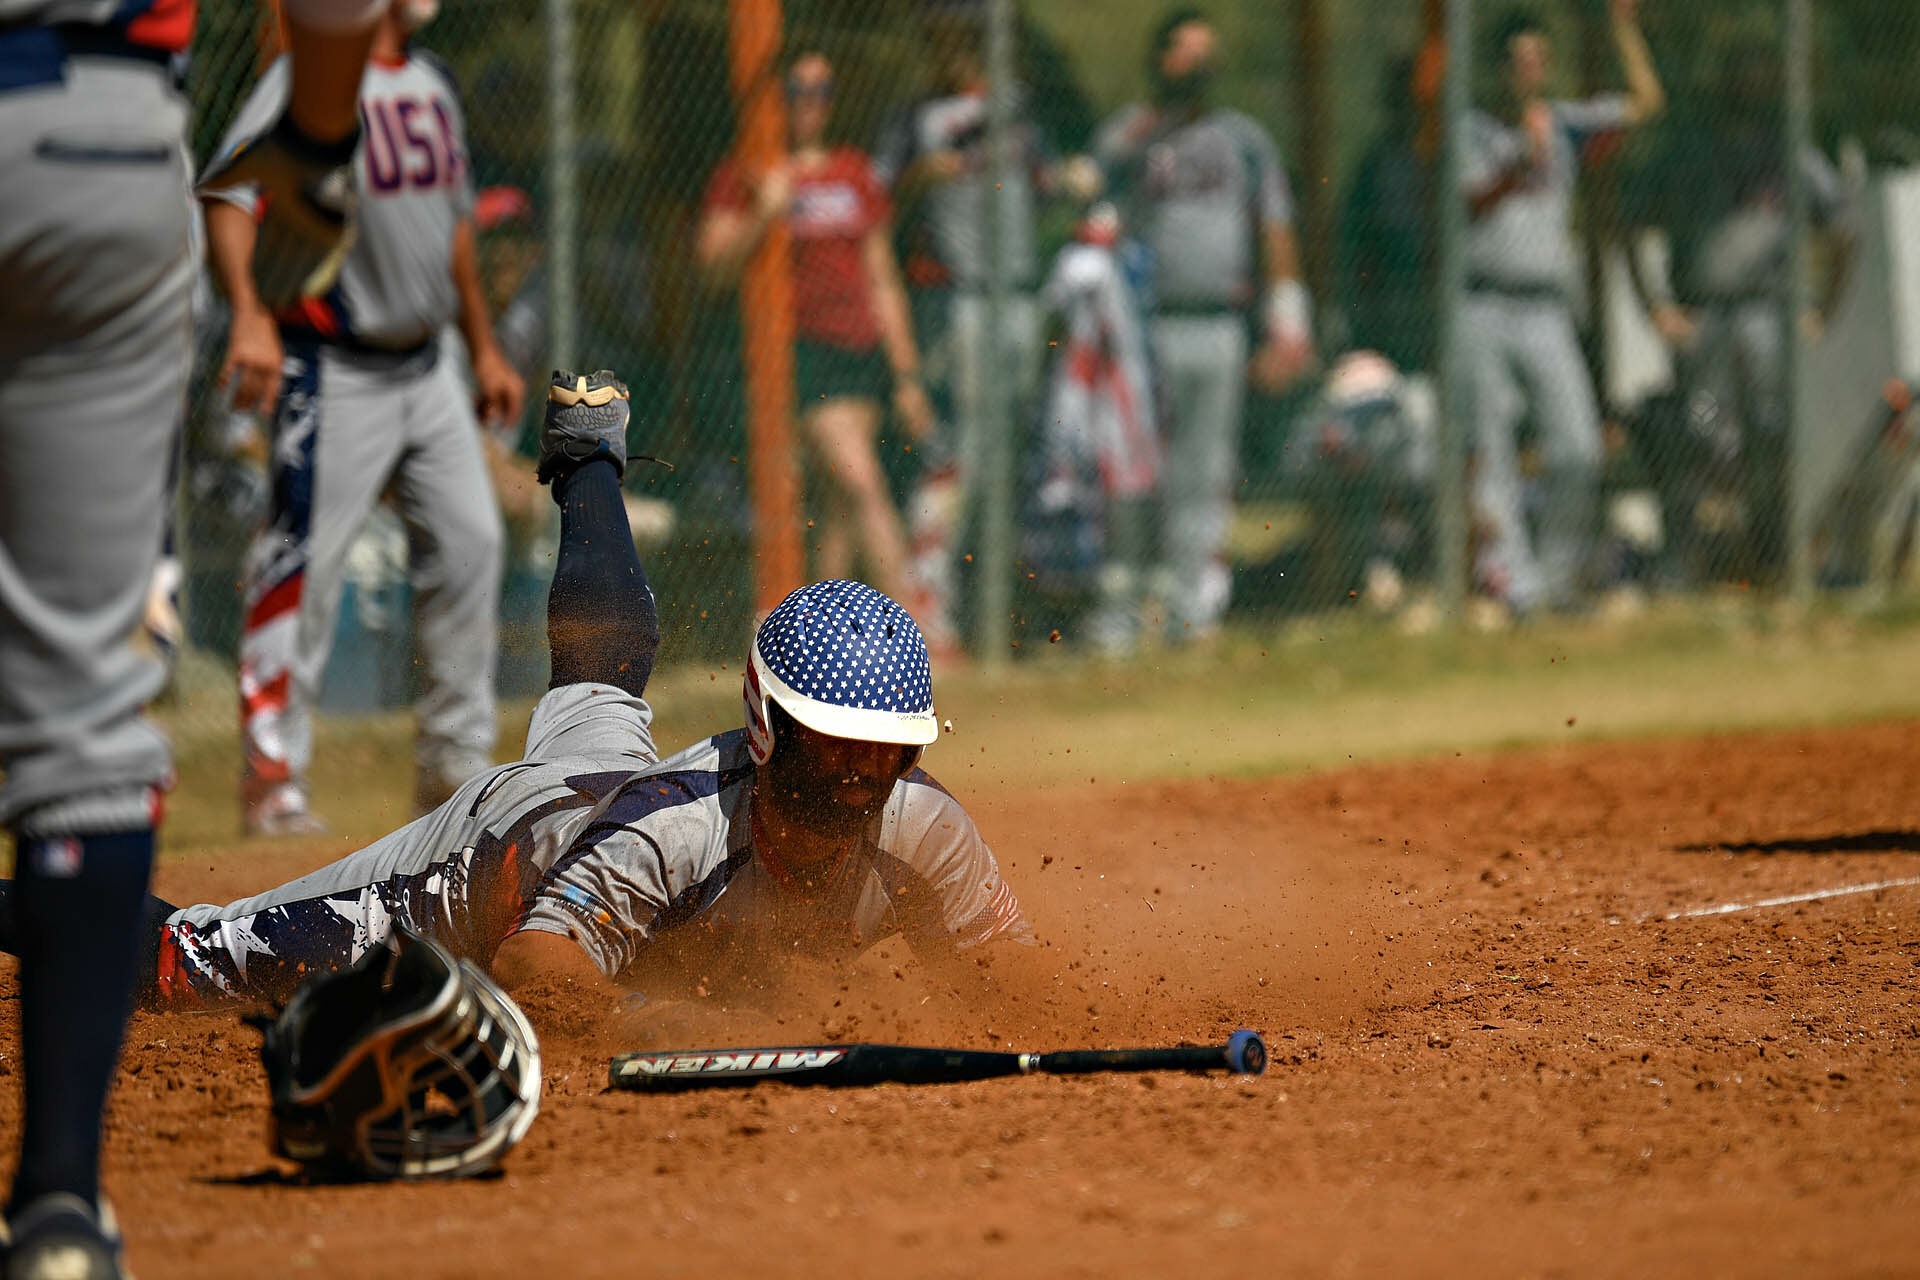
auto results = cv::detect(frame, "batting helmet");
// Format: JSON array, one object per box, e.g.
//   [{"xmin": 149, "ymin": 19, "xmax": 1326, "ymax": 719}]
[
  {"xmin": 742, "ymin": 579, "xmax": 939, "ymax": 766},
  {"xmin": 253, "ymin": 926, "xmax": 542, "ymax": 1181}
]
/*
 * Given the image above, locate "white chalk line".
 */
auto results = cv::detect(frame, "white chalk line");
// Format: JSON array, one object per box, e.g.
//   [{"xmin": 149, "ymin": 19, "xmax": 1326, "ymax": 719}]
[{"xmin": 1646, "ymin": 874, "xmax": 1920, "ymax": 922}]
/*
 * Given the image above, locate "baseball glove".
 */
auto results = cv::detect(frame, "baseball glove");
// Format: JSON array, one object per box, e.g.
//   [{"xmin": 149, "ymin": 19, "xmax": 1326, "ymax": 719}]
[
  {"xmin": 198, "ymin": 113, "xmax": 361, "ymax": 311},
  {"xmin": 251, "ymin": 925, "xmax": 542, "ymax": 1181}
]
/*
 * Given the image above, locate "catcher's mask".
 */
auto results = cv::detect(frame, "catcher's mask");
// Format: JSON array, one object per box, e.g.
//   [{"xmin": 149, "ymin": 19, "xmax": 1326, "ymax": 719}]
[
  {"xmin": 742, "ymin": 579, "xmax": 939, "ymax": 768},
  {"xmin": 252, "ymin": 926, "xmax": 542, "ymax": 1181}
]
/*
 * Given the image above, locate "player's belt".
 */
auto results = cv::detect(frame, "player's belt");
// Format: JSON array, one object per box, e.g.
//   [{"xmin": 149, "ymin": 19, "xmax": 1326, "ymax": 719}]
[
  {"xmin": 1153, "ymin": 301, "xmax": 1242, "ymax": 319},
  {"xmin": 1466, "ymin": 275, "xmax": 1566, "ymax": 302}
]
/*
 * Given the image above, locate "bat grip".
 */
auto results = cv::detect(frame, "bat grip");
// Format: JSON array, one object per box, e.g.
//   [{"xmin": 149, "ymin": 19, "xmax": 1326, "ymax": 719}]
[{"xmin": 1037, "ymin": 1032, "xmax": 1266, "ymax": 1077}]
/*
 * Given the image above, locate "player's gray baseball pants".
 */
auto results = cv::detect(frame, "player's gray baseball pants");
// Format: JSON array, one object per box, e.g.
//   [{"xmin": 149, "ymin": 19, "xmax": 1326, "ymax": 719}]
[
  {"xmin": 1460, "ymin": 290, "xmax": 1603, "ymax": 611},
  {"xmin": 0, "ymin": 59, "xmax": 195, "ymax": 837},
  {"xmin": 1150, "ymin": 311, "xmax": 1249, "ymax": 634},
  {"xmin": 240, "ymin": 344, "xmax": 502, "ymax": 809}
]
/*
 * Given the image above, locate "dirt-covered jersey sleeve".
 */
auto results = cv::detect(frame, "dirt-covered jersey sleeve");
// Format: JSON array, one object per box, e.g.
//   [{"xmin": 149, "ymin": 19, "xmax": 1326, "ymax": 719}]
[
  {"xmin": 514, "ymin": 824, "xmax": 670, "ymax": 979},
  {"xmin": 881, "ymin": 771, "xmax": 1033, "ymax": 957}
]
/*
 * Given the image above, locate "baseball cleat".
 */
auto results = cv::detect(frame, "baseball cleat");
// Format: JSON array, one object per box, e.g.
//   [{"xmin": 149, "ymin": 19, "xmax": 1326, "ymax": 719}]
[
  {"xmin": 243, "ymin": 784, "xmax": 327, "ymax": 839},
  {"xmin": 537, "ymin": 370, "xmax": 630, "ymax": 483},
  {"xmin": 2, "ymin": 1194, "xmax": 128, "ymax": 1280}
]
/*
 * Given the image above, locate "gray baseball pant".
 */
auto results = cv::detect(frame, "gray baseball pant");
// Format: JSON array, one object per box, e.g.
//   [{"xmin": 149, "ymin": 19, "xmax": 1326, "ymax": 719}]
[
  {"xmin": 0, "ymin": 60, "xmax": 195, "ymax": 837},
  {"xmin": 1461, "ymin": 292, "xmax": 1603, "ymax": 611},
  {"xmin": 1150, "ymin": 312, "xmax": 1249, "ymax": 634},
  {"xmin": 240, "ymin": 346, "xmax": 502, "ymax": 810}
]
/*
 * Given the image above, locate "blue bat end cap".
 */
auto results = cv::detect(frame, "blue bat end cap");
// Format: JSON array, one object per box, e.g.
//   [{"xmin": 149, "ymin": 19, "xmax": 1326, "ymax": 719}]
[{"xmin": 1225, "ymin": 1030, "xmax": 1267, "ymax": 1076}]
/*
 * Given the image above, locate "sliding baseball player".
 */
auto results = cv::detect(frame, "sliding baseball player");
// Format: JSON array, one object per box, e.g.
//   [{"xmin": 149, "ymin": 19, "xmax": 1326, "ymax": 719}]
[{"xmin": 0, "ymin": 373, "xmax": 1039, "ymax": 1020}]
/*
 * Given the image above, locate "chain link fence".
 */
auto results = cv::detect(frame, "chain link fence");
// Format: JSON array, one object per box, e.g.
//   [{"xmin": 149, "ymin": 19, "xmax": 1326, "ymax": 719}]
[{"xmin": 166, "ymin": 0, "xmax": 1920, "ymax": 738}]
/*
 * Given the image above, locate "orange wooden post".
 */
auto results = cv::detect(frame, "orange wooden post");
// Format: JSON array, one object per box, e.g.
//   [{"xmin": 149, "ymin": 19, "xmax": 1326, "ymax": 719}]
[{"xmin": 727, "ymin": 0, "xmax": 803, "ymax": 614}]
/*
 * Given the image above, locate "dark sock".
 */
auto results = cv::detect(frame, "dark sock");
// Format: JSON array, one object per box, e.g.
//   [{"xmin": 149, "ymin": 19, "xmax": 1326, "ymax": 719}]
[
  {"xmin": 7, "ymin": 828, "xmax": 156, "ymax": 1214},
  {"xmin": 548, "ymin": 457, "xmax": 661, "ymax": 696},
  {"xmin": 0, "ymin": 878, "xmax": 14, "ymax": 955}
]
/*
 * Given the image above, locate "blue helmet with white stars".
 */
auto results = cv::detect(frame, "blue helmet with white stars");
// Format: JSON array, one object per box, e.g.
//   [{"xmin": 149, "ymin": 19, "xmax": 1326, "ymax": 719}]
[{"xmin": 743, "ymin": 579, "xmax": 939, "ymax": 766}]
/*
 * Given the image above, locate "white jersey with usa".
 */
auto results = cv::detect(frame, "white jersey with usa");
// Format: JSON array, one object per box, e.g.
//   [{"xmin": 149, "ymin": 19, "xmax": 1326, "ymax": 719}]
[{"xmin": 205, "ymin": 50, "xmax": 475, "ymax": 348}]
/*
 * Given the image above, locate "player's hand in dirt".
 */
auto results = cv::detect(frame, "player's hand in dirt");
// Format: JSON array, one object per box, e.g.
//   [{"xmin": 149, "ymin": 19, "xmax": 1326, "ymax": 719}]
[
  {"xmin": 893, "ymin": 376, "xmax": 936, "ymax": 439},
  {"xmin": 222, "ymin": 304, "xmax": 287, "ymax": 415},
  {"xmin": 1251, "ymin": 332, "xmax": 1315, "ymax": 395},
  {"xmin": 472, "ymin": 343, "xmax": 527, "ymax": 429}
]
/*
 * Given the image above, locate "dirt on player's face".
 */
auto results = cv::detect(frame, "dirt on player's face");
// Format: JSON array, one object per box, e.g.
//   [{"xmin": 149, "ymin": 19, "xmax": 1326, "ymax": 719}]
[{"xmin": 760, "ymin": 715, "xmax": 915, "ymax": 851}]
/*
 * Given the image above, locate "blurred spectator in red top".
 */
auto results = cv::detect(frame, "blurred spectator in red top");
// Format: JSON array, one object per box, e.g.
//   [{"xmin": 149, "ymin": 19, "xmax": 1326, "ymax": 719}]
[{"xmin": 698, "ymin": 51, "xmax": 935, "ymax": 625}]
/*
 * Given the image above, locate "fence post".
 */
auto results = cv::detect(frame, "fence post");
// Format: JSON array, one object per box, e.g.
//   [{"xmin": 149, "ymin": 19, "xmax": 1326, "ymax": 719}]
[
  {"xmin": 977, "ymin": 0, "xmax": 1016, "ymax": 670},
  {"xmin": 544, "ymin": 0, "xmax": 578, "ymax": 372},
  {"xmin": 1783, "ymin": 0, "xmax": 1815, "ymax": 605},
  {"xmin": 727, "ymin": 0, "xmax": 803, "ymax": 615},
  {"xmin": 1435, "ymin": 0, "xmax": 1473, "ymax": 617}
]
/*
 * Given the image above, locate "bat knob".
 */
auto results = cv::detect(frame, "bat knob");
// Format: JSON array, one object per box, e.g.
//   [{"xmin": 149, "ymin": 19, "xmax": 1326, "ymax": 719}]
[{"xmin": 1225, "ymin": 1030, "xmax": 1267, "ymax": 1076}]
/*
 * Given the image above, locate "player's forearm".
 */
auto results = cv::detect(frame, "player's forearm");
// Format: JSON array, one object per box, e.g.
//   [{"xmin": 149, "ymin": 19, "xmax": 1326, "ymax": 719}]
[
  {"xmin": 282, "ymin": 3, "xmax": 381, "ymax": 143},
  {"xmin": 1613, "ymin": 10, "xmax": 1664, "ymax": 126},
  {"xmin": 204, "ymin": 200, "xmax": 268, "ymax": 317},
  {"xmin": 492, "ymin": 926, "xmax": 622, "ymax": 996},
  {"xmin": 865, "ymin": 231, "xmax": 921, "ymax": 378},
  {"xmin": 696, "ymin": 208, "xmax": 772, "ymax": 285},
  {"xmin": 451, "ymin": 218, "xmax": 503, "ymax": 363},
  {"xmin": 1814, "ymin": 225, "xmax": 1858, "ymax": 323}
]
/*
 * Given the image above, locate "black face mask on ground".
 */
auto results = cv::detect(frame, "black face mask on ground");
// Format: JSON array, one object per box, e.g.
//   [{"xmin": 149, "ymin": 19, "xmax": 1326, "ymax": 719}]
[{"xmin": 1154, "ymin": 64, "xmax": 1215, "ymax": 110}]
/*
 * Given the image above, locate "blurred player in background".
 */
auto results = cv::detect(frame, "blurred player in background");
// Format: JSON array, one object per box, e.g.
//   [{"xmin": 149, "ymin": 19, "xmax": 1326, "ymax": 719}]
[
  {"xmin": 1026, "ymin": 202, "xmax": 1161, "ymax": 654},
  {"xmin": 0, "ymin": 0, "xmax": 380, "ymax": 1269},
  {"xmin": 871, "ymin": 13, "xmax": 1059, "ymax": 658},
  {"xmin": 1461, "ymin": 0, "xmax": 1662, "ymax": 616},
  {"xmin": 1623, "ymin": 33, "xmax": 1854, "ymax": 585},
  {"xmin": 3, "ymin": 373, "xmax": 1040, "ymax": 1026},
  {"xmin": 698, "ymin": 51, "xmax": 936, "ymax": 631},
  {"xmin": 1094, "ymin": 8, "xmax": 1315, "ymax": 645},
  {"xmin": 205, "ymin": 0, "xmax": 526, "ymax": 834}
]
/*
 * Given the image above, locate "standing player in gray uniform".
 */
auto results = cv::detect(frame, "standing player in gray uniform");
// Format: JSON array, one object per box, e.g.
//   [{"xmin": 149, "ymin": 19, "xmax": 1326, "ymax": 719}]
[
  {"xmin": 1, "ymin": 373, "xmax": 1037, "ymax": 1016},
  {"xmin": 206, "ymin": 0, "xmax": 526, "ymax": 835},
  {"xmin": 1623, "ymin": 35, "xmax": 1853, "ymax": 583},
  {"xmin": 1461, "ymin": 1, "xmax": 1662, "ymax": 614},
  {"xmin": 0, "ymin": 0, "xmax": 385, "ymax": 1270},
  {"xmin": 1094, "ymin": 9, "xmax": 1314, "ymax": 643},
  {"xmin": 871, "ymin": 19, "xmax": 1057, "ymax": 655}
]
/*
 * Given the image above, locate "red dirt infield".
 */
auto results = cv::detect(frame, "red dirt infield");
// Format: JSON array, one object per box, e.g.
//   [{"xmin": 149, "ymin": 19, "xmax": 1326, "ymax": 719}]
[{"xmin": 3, "ymin": 719, "xmax": 1917, "ymax": 1277}]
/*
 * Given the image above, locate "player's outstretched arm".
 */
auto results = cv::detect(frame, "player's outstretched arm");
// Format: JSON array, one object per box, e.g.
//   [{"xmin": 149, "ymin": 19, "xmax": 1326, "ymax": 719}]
[
  {"xmin": 491, "ymin": 927, "xmax": 622, "ymax": 996},
  {"xmin": 540, "ymin": 372, "xmax": 661, "ymax": 697},
  {"xmin": 281, "ymin": 0, "xmax": 385, "ymax": 143},
  {"xmin": 204, "ymin": 199, "xmax": 286, "ymax": 414},
  {"xmin": 1610, "ymin": 0, "xmax": 1664, "ymax": 126}
]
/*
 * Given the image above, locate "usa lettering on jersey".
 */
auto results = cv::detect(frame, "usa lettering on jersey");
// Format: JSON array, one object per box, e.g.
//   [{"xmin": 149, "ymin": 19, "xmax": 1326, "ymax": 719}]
[{"xmin": 360, "ymin": 93, "xmax": 467, "ymax": 196}]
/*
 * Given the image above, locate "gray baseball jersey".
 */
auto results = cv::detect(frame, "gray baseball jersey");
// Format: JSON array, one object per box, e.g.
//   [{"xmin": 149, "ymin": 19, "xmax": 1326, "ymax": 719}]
[
  {"xmin": 158, "ymin": 684, "xmax": 1030, "ymax": 1004},
  {"xmin": 1093, "ymin": 105, "xmax": 1293, "ymax": 310},
  {"xmin": 206, "ymin": 51, "xmax": 475, "ymax": 348},
  {"xmin": 871, "ymin": 88, "xmax": 1044, "ymax": 290},
  {"xmin": 1462, "ymin": 97, "xmax": 1631, "ymax": 291}
]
